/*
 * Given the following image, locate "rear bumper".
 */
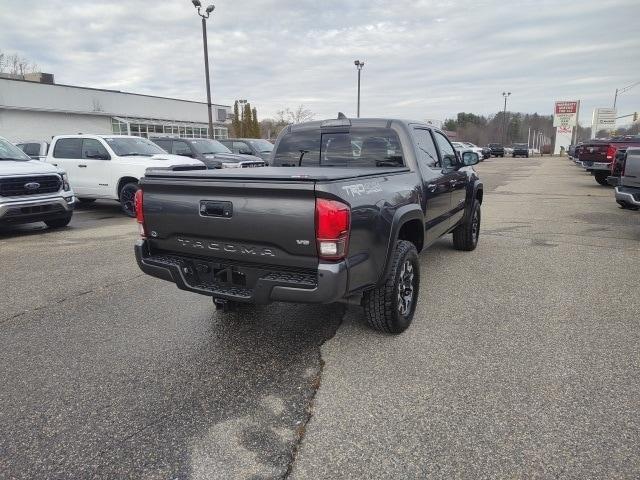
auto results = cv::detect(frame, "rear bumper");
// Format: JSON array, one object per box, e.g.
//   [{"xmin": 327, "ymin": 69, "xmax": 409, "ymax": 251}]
[
  {"xmin": 615, "ymin": 186, "xmax": 640, "ymax": 207},
  {"xmin": 134, "ymin": 239, "xmax": 348, "ymax": 304},
  {"xmin": 607, "ymin": 176, "xmax": 620, "ymax": 186},
  {"xmin": 0, "ymin": 194, "xmax": 75, "ymax": 225},
  {"xmin": 580, "ymin": 161, "xmax": 611, "ymax": 171}
]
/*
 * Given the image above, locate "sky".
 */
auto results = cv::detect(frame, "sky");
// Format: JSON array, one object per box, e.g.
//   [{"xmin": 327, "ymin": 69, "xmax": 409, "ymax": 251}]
[{"xmin": 1, "ymin": 0, "xmax": 639, "ymax": 126}]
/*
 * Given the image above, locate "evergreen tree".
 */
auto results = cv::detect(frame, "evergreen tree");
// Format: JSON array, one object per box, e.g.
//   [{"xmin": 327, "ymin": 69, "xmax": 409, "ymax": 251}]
[
  {"xmin": 232, "ymin": 100, "xmax": 241, "ymax": 137},
  {"xmin": 252, "ymin": 107, "xmax": 260, "ymax": 137},
  {"xmin": 242, "ymin": 102, "xmax": 252, "ymax": 137}
]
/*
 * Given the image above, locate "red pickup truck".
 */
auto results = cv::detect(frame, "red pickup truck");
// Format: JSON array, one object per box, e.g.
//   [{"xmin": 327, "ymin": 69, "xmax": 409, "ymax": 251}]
[{"xmin": 578, "ymin": 136, "xmax": 640, "ymax": 185}]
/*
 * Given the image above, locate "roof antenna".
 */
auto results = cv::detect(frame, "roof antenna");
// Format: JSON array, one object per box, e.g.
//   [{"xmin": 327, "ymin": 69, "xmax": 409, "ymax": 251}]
[{"xmin": 337, "ymin": 112, "xmax": 347, "ymax": 119}]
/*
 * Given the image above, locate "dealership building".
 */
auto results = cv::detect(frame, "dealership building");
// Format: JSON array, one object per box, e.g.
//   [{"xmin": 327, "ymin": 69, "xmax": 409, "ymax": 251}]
[{"xmin": 0, "ymin": 73, "xmax": 231, "ymax": 144}]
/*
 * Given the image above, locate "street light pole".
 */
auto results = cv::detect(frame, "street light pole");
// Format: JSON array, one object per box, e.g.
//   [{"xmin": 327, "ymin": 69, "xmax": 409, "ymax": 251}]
[
  {"xmin": 501, "ymin": 91, "xmax": 511, "ymax": 145},
  {"xmin": 192, "ymin": 1, "xmax": 216, "ymax": 139},
  {"xmin": 354, "ymin": 60, "xmax": 365, "ymax": 118}
]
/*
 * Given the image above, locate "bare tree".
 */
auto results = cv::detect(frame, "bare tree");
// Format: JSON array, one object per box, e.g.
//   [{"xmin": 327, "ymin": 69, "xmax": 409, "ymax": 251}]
[
  {"xmin": 277, "ymin": 104, "xmax": 315, "ymax": 124},
  {"xmin": 0, "ymin": 50, "xmax": 39, "ymax": 75}
]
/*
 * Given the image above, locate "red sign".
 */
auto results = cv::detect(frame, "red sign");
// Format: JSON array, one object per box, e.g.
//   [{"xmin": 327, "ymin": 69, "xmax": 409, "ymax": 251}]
[{"xmin": 555, "ymin": 101, "xmax": 578, "ymax": 114}]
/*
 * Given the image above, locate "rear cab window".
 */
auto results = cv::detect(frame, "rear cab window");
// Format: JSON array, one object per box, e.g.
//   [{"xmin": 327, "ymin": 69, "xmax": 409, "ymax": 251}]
[{"xmin": 273, "ymin": 127, "xmax": 405, "ymax": 168}]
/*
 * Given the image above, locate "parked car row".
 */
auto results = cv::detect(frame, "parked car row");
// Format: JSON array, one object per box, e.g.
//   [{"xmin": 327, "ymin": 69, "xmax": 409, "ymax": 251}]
[
  {"xmin": 3, "ymin": 134, "xmax": 273, "ymax": 224},
  {"xmin": 568, "ymin": 136, "xmax": 640, "ymax": 212},
  {"xmin": 573, "ymin": 135, "xmax": 640, "ymax": 186}
]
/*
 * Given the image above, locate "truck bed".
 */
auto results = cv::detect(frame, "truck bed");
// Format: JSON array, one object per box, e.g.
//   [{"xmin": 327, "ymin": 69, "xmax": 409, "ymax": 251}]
[{"xmin": 144, "ymin": 166, "xmax": 410, "ymax": 182}]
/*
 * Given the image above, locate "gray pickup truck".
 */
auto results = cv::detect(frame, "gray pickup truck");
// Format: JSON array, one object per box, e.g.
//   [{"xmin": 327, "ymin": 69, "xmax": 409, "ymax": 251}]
[
  {"xmin": 615, "ymin": 147, "xmax": 640, "ymax": 210},
  {"xmin": 134, "ymin": 118, "xmax": 483, "ymax": 333}
]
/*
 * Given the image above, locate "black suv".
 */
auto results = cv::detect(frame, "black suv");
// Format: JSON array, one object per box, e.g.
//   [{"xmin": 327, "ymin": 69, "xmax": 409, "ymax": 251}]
[
  {"xmin": 488, "ymin": 143, "xmax": 505, "ymax": 157},
  {"xmin": 150, "ymin": 137, "xmax": 264, "ymax": 169},
  {"xmin": 512, "ymin": 143, "xmax": 529, "ymax": 158},
  {"xmin": 219, "ymin": 138, "xmax": 274, "ymax": 164}
]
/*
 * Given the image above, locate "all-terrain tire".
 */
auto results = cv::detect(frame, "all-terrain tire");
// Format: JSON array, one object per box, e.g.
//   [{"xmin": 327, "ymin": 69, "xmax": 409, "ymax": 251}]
[
  {"xmin": 363, "ymin": 240, "xmax": 419, "ymax": 334},
  {"xmin": 119, "ymin": 182, "xmax": 140, "ymax": 217},
  {"xmin": 452, "ymin": 199, "xmax": 481, "ymax": 251}
]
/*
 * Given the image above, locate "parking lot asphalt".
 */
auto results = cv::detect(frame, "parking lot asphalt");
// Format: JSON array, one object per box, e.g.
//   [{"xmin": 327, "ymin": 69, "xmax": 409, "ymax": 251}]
[{"xmin": 1, "ymin": 156, "xmax": 639, "ymax": 479}]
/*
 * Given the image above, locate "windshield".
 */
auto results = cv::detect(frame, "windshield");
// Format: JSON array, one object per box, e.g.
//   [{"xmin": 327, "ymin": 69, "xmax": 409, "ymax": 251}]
[
  {"xmin": 452, "ymin": 142, "xmax": 465, "ymax": 148},
  {"xmin": 0, "ymin": 138, "xmax": 32, "ymax": 161},
  {"xmin": 248, "ymin": 139, "xmax": 274, "ymax": 153},
  {"xmin": 104, "ymin": 137, "xmax": 166, "ymax": 156},
  {"xmin": 489, "ymin": 143, "xmax": 502, "ymax": 147},
  {"xmin": 273, "ymin": 127, "xmax": 404, "ymax": 168},
  {"xmin": 190, "ymin": 139, "xmax": 231, "ymax": 154},
  {"xmin": 463, "ymin": 142, "xmax": 476, "ymax": 147},
  {"xmin": 514, "ymin": 143, "xmax": 528, "ymax": 148}
]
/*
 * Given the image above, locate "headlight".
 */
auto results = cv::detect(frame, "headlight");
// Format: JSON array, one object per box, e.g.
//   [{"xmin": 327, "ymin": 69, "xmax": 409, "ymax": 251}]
[
  {"xmin": 60, "ymin": 172, "xmax": 71, "ymax": 191},
  {"xmin": 221, "ymin": 162, "xmax": 241, "ymax": 168}
]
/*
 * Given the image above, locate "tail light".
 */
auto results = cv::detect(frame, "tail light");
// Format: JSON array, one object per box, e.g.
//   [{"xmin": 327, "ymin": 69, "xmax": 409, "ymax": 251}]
[
  {"xmin": 315, "ymin": 198, "xmax": 350, "ymax": 261},
  {"xmin": 606, "ymin": 145, "xmax": 616, "ymax": 160},
  {"xmin": 134, "ymin": 189, "xmax": 146, "ymax": 237}
]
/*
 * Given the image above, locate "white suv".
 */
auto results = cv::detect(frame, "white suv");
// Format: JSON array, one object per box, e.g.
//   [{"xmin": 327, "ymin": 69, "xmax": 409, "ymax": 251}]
[
  {"xmin": 0, "ymin": 136, "xmax": 75, "ymax": 228},
  {"xmin": 46, "ymin": 135, "xmax": 204, "ymax": 216}
]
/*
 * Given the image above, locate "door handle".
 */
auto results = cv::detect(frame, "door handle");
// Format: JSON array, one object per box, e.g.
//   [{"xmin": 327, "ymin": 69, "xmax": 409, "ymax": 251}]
[
  {"xmin": 78, "ymin": 164, "xmax": 87, "ymax": 168},
  {"xmin": 52, "ymin": 163, "xmax": 58, "ymax": 166}
]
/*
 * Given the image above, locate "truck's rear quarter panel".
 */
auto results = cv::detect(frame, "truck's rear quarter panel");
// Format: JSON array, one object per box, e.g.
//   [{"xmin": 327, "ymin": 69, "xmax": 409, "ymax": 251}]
[{"xmin": 318, "ymin": 170, "xmax": 419, "ymax": 293}]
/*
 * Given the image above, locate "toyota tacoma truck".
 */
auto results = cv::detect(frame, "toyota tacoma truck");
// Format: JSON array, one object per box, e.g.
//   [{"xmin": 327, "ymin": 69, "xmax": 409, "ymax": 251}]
[{"xmin": 134, "ymin": 118, "xmax": 483, "ymax": 333}]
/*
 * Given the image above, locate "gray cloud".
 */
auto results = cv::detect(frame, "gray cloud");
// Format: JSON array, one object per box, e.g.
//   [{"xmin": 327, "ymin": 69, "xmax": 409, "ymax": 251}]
[{"xmin": 1, "ymin": 0, "xmax": 639, "ymax": 125}]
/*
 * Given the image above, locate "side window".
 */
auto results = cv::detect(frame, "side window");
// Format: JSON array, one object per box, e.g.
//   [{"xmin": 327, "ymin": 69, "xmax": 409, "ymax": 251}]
[
  {"xmin": 434, "ymin": 132, "xmax": 457, "ymax": 169},
  {"xmin": 153, "ymin": 139, "xmax": 172, "ymax": 152},
  {"xmin": 413, "ymin": 129, "xmax": 440, "ymax": 169},
  {"xmin": 172, "ymin": 140, "xmax": 192, "ymax": 156},
  {"xmin": 82, "ymin": 139, "xmax": 110, "ymax": 159},
  {"xmin": 19, "ymin": 143, "xmax": 41, "ymax": 157},
  {"xmin": 53, "ymin": 138, "xmax": 83, "ymax": 159},
  {"xmin": 234, "ymin": 141, "xmax": 251, "ymax": 154}
]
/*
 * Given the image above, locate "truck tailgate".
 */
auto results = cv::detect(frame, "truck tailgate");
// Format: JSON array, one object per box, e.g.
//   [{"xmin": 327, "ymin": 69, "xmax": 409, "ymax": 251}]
[{"xmin": 141, "ymin": 177, "xmax": 318, "ymax": 269}]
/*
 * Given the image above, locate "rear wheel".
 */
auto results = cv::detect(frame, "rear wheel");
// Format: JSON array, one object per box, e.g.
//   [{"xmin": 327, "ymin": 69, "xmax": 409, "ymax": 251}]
[
  {"xmin": 119, "ymin": 182, "xmax": 139, "ymax": 217},
  {"xmin": 45, "ymin": 214, "xmax": 72, "ymax": 229},
  {"xmin": 594, "ymin": 172, "xmax": 609, "ymax": 186},
  {"xmin": 453, "ymin": 199, "xmax": 481, "ymax": 251},
  {"xmin": 363, "ymin": 240, "xmax": 419, "ymax": 334}
]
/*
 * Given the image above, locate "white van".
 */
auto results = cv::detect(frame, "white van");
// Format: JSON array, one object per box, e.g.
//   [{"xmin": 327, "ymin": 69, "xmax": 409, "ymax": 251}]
[{"xmin": 46, "ymin": 135, "xmax": 204, "ymax": 216}]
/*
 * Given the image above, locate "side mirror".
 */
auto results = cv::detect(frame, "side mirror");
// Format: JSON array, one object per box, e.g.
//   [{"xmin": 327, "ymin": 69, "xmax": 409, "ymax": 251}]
[
  {"xmin": 86, "ymin": 150, "xmax": 110, "ymax": 160},
  {"xmin": 462, "ymin": 151, "xmax": 479, "ymax": 166}
]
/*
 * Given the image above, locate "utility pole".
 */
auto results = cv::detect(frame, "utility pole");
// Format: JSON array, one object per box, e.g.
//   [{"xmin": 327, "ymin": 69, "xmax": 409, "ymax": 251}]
[
  {"xmin": 502, "ymin": 92, "xmax": 511, "ymax": 144},
  {"xmin": 354, "ymin": 60, "xmax": 365, "ymax": 118},
  {"xmin": 192, "ymin": 0, "xmax": 216, "ymax": 139},
  {"xmin": 613, "ymin": 80, "xmax": 640, "ymax": 109}
]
